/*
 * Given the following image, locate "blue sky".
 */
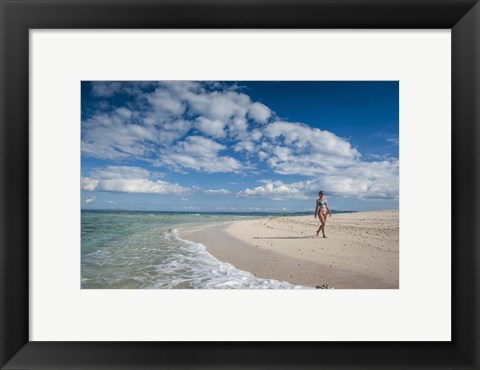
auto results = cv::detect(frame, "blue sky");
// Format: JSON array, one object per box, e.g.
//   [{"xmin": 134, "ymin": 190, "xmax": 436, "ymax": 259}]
[{"xmin": 81, "ymin": 81, "xmax": 399, "ymax": 212}]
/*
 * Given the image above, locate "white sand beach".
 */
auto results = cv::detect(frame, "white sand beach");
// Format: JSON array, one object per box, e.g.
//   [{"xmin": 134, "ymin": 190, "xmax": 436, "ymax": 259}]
[{"xmin": 180, "ymin": 210, "xmax": 399, "ymax": 289}]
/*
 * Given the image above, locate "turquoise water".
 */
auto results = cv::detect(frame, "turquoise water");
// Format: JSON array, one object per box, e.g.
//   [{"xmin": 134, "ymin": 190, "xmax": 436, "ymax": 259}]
[{"xmin": 81, "ymin": 210, "xmax": 304, "ymax": 289}]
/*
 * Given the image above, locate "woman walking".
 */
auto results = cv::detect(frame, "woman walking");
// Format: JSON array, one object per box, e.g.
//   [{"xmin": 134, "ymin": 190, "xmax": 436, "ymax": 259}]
[{"xmin": 315, "ymin": 191, "xmax": 332, "ymax": 238}]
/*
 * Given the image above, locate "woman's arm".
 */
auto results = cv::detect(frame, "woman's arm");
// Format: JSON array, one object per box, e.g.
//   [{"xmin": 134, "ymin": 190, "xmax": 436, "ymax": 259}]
[
  {"xmin": 326, "ymin": 203, "xmax": 332, "ymax": 217},
  {"xmin": 314, "ymin": 199, "xmax": 319, "ymax": 218}
]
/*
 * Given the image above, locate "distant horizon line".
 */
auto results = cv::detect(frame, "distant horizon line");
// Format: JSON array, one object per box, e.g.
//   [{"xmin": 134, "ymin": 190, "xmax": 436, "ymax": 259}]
[
  {"xmin": 81, "ymin": 209, "xmax": 320, "ymax": 214},
  {"xmin": 80, "ymin": 208, "xmax": 398, "ymax": 214}
]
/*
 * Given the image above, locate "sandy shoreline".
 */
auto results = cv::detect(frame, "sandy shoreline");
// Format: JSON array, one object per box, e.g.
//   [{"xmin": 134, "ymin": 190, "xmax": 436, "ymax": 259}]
[{"xmin": 180, "ymin": 210, "xmax": 399, "ymax": 289}]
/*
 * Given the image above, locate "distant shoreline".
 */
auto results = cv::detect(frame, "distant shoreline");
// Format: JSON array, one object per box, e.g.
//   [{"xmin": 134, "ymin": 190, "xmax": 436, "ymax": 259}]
[
  {"xmin": 180, "ymin": 210, "xmax": 399, "ymax": 289},
  {"xmin": 80, "ymin": 208, "xmax": 380, "ymax": 215}
]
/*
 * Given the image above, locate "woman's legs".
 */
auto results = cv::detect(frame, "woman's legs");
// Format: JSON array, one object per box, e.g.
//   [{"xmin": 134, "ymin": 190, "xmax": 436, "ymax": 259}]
[
  {"xmin": 317, "ymin": 213, "xmax": 327, "ymax": 237},
  {"xmin": 320, "ymin": 213, "xmax": 327, "ymax": 237},
  {"xmin": 316, "ymin": 213, "xmax": 322, "ymax": 235}
]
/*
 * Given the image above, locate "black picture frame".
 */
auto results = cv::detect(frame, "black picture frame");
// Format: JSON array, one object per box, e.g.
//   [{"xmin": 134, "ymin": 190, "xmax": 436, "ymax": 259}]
[{"xmin": 1, "ymin": 0, "xmax": 479, "ymax": 369}]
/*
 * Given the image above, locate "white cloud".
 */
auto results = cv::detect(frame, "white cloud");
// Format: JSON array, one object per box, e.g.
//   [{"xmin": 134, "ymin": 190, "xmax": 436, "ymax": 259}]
[
  {"xmin": 85, "ymin": 196, "xmax": 96, "ymax": 204},
  {"xmin": 233, "ymin": 140, "xmax": 255, "ymax": 153},
  {"xmin": 146, "ymin": 88, "xmax": 185, "ymax": 116},
  {"xmin": 89, "ymin": 81, "xmax": 158, "ymax": 98},
  {"xmin": 81, "ymin": 178, "xmax": 188, "ymax": 195},
  {"xmin": 115, "ymin": 107, "xmax": 132, "ymax": 120},
  {"xmin": 153, "ymin": 119, "xmax": 193, "ymax": 144},
  {"xmin": 91, "ymin": 165, "xmax": 151, "ymax": 179},
  {"xmin": 91, "ymin": 82, "xmax": 123, "ymax": 97},
  {"xmin": 82, "ymin": 108, "xmax": 156, "ymax": 160},
  {"xmin": 180, "ymin": 135, "xmax": 225, "ymax": 157},
  {"xmin": 204, "ymin": 189, "xmax": 231, "ymax": 195},
  {"xmin": 227, "ymin": 117, "xmax": 249, "ymax": 139},
  {"xmin": 248, "ymin": 102, "xmax": 271, "ymax": 123},
  {"xmin": 263, "ymin": 121, "xmax": 359, "ymax": 159},
  {"xmin": 185, "ymin": 90, "xmax": 250, "ymax": 122},
  {"xmin": 255, "ymin": 120, "xmax": 366, "ymax": 178},
  {"xmin": 81, "ymin": 177, "xmax": 99, "ymax": 191},
  {"xmin": 81, "ymin": 166, "xmax": 189, "ymax": 195},
  {"xmin": 251, "ymin": 129, "xmax": 263, "ymax": 141},
  {"xmin": 152, "ymin": 82, "xmax": 270, "ymax": 140},
  {"xmin": 386, "ymin": 135, "xmax": 399, "ymax": 145},
  {"xmin": 196, "ymin": 117, "xmax": 226, "ymax": 138},
  {"xmin": 238, "ymin": 181, "xmax": 307, "ymax": 200},
  {"xmin": 258, "ymin": 151, "xmax": 268, "ymax": 161},
  {"xmin": 159, "ymin": 136, "xmax": 244, "ymax": 173}
]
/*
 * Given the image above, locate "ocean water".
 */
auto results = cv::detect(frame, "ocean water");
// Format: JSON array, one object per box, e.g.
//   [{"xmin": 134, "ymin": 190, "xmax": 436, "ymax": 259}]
[{"xmin": 81, "ymin": 210, "xmax": 305, "ymax": 289}]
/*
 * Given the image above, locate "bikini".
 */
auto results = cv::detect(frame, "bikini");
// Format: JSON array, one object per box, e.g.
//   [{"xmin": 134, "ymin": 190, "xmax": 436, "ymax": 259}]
[{"xmin": 318, "ymin": 198, "xmax": 328, "ymax": 215}]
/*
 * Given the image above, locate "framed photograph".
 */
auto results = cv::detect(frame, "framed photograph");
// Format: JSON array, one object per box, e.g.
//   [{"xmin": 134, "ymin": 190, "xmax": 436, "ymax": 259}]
[
  {"xmin": 1, "ymin": 0, "xmax": 479, "ymax": 369},
  {"xmin": 79, "ymin": 80, "xmax": 399, "ymax": 291}
]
